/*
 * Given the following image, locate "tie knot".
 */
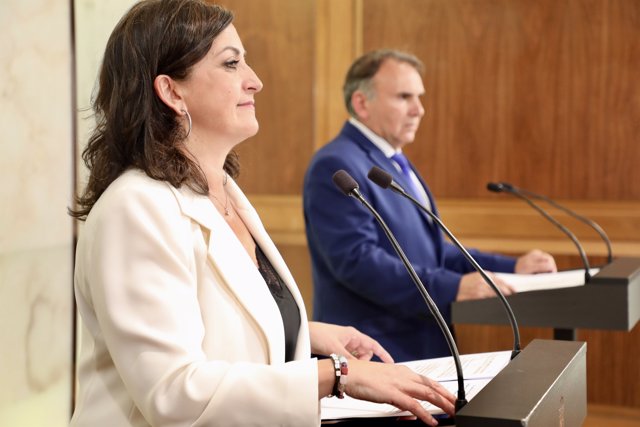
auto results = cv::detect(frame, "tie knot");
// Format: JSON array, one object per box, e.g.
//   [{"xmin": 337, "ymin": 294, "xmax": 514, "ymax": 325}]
[{"xmin": 391, "ymin": 153, "xmax": 411, "ymax": 174}]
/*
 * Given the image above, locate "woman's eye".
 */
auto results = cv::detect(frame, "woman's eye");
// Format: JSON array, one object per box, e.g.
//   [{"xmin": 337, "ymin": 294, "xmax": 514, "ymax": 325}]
[{"xmin": 225, "ymin": 60, "xmax": 240, "ymax": 69}]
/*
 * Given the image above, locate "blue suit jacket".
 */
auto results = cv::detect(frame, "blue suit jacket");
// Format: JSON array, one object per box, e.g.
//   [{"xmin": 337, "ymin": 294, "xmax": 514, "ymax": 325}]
[{"xmin": 303, "ymin": 121, "xmax": 516, "ymax": 361}]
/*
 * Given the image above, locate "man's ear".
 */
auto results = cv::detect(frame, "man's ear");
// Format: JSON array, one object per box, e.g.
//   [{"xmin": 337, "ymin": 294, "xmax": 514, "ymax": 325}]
[
  {"xmin": 351, "ymin": 91, "xmax": 369, "ymax": 121},
  {"xmin": 154, "ymin": 74, "xmax": 184, "ymax": 114}
]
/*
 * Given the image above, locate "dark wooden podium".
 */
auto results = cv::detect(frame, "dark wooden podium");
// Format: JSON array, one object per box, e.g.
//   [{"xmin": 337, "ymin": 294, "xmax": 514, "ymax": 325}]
[
  {"xmin": 322, "ymin": 339, "xmax": 587, "ymax": 426},
  {"xmin": 451, "ymin": 257, "xmax": 640, "ymax": 339},
  {"xmin": 455, "ymin": 339, "xmax": 586, "ymax": 426}
]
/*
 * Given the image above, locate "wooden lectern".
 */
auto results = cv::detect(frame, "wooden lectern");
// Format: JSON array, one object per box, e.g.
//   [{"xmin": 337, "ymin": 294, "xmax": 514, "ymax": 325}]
[
  {"xmin": 455, "ymin": 339, "xmax": 586, "ymax": 426},
  {"xmin": 451, "ymin": 257, "xmax": 640, "ymax": 339}
]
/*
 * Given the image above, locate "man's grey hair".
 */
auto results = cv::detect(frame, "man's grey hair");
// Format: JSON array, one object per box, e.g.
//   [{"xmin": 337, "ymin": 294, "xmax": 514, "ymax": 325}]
[{"xmin": 343, "ymin": 49, "xmax": 424, "ymax": 117}]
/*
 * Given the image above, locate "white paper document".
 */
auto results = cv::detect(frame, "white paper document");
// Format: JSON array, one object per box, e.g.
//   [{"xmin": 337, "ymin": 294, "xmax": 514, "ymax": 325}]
[
  {"xmin": 495, "ymin": 268, "xmax": 600, "ymax": 293},
  {"xmin": 320, "ymin": 350, "xmax": 511, "ymax": 420}
]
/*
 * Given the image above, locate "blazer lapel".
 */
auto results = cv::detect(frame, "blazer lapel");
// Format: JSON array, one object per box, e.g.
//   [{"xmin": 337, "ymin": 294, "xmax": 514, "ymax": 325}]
[
  {"xmin": 229, "ymin": 181, "xmax": 312, "ymax": 360},
  {"xmin": 170, "ymin": 184, "xmax": 287, "ymax": 364}
]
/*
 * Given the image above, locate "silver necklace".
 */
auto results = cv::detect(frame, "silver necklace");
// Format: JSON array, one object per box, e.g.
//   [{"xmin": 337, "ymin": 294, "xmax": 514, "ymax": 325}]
[{"xmin": 210, "ymin": 172, "xmax": 229, "ymax": 216}]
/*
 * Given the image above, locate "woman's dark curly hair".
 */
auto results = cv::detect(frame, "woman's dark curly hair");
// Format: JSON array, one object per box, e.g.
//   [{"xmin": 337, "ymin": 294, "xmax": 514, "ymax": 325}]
[{"xmin": 70, "ymin": 0, "xmax": 236, "ymax": 220}]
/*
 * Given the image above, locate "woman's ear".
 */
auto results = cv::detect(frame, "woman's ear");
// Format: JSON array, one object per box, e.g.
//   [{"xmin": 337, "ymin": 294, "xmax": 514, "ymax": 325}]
[{"xmin": 154, "ymin": 74, "xmax": 184, "ymax": 115}]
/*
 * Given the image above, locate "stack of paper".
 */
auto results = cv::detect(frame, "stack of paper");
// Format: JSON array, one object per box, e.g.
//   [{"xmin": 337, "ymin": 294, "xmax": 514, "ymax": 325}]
[
  {"xmin": 496, "ymin": 268, "xmax": 599, "ymax": 293},
  {"xmin": 321, "ymin": 350, "xmax": 511, "ymax": 420}
]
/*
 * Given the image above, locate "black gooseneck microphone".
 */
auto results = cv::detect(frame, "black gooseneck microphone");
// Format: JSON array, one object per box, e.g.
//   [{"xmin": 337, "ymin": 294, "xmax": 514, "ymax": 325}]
[
  {"xmin": 487, "ymin": 182, "xmax": 592, "ymax": 283},
  {"xmin": 492, "ymin": 182, "xmax": 612, "ymax": 265},
  {"xmin": 332, "ymin": 169, "xmax": 468, "ymax": 412},
  {"xmin": 368, "ymin": 166, "xmax": 521, "ymax": 359}
]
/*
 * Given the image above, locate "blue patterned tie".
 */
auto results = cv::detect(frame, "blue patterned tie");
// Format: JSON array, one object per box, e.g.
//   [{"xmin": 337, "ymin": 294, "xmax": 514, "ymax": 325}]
[{"xmin": 390, "ymin": 152, "xmax": 425, "ymax": 204}]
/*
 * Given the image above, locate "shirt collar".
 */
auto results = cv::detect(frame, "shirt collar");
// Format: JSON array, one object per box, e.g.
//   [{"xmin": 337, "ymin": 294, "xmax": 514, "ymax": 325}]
[{"xmin": 348, "ymin": 117, "xmax": 400, "ymax": 158}]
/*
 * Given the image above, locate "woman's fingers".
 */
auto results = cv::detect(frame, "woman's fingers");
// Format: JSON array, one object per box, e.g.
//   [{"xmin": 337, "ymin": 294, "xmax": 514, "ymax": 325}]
[{"xmin": 345, "ymin": 361, "xmax": 457, "ymax": 425}]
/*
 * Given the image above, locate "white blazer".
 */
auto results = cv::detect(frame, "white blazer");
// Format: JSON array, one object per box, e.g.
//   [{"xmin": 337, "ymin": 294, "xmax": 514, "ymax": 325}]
[{"xmin": 71, "ymin": 169, "xmax": 320, "ymax": 426}]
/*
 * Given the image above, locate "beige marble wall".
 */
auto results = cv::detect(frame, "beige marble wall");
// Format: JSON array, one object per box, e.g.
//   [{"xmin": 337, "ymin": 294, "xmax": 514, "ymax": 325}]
[
  {"xmin": 0, "ymin": 0, "xmax": 134, "ymax": 425},
  {"xmin": 0, "ymin": 0, "xmax": 73, "ymax": 425},
  {"xmin": 75, "ymin": 0, "xmax": 137, "ymax": 184}
]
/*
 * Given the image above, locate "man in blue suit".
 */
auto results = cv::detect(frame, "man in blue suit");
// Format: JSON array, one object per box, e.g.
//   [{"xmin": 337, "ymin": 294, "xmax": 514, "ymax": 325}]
[{"xmin": 303, "ymin": 49, "xmax": 556, "ymax": 362}]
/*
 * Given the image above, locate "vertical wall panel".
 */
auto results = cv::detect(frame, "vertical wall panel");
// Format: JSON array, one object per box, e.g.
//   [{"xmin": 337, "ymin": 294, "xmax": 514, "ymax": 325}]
[
  {"xmin": 0, "ymin": 0, "xmax": 73, "ymax": 425},
  {"xmin": 314, "ymin": 0, "xmax": 362, "ymax": 150}
]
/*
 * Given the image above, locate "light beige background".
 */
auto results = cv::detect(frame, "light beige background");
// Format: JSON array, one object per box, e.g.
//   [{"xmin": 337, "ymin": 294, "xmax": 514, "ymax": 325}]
[{"xmin": 0, "ymin": 1, "xmax": 134, "ymax": 425}]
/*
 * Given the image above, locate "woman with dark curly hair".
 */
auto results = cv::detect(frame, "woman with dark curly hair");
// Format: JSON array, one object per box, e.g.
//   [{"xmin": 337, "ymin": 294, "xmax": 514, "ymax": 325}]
[{"xmin": 69, "ymin": 1, "xmax": 455, "ymax": 426}]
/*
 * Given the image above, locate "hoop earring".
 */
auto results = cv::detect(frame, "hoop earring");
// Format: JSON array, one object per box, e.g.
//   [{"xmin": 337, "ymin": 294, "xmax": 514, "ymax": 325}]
[{"xmin": 181, "ymin": 109, "xmax": 192, "ymax": 138}]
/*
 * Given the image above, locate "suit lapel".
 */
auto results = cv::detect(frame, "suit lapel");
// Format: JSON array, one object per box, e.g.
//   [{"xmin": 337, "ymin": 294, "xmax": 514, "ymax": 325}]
[{"xmin": 409, "ymin": 165, "xmax": 444, "ymax": 259}]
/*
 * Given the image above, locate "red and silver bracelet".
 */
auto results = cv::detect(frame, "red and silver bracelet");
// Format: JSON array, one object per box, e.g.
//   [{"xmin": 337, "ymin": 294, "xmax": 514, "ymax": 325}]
[{"xmin": 329, "ymin": 353, "xmax": 348, "ymax": 399}]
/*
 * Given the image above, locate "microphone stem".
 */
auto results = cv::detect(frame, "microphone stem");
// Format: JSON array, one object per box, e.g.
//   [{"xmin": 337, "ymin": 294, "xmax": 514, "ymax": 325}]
[
  {"xmin": 402, "ymin": 192, "xmax": 522, "ymax": 358},
  {"xmin": 354, "ymin": 191, "xmax": 467, "ymax": 409},
  {"xmin": 518, "ymin": 188, "xmax": 613, "ymax": 265},
  {"xmin": 507, "ymin": 190, "xmax": 592, "ymax": 283}
]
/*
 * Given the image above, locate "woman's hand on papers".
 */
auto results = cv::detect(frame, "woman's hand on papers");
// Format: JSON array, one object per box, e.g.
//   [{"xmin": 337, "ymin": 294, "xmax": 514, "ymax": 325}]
[{"xmin": 346, "ymin": 359, "xmax": 456, "ymax": 426}]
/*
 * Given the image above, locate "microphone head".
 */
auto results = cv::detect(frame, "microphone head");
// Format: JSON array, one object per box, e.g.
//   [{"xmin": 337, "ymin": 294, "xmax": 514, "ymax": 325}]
[
  {"xmin": 332, "ymin": 170, "xmax": 359, "ymax": 196},
  {"xmin": 367, "ymin": 166, "xmax": 393, "ymax": 189},
  {"xmin": 487, "ymin": 182, "xmax": 505, "ymax": 193}
]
